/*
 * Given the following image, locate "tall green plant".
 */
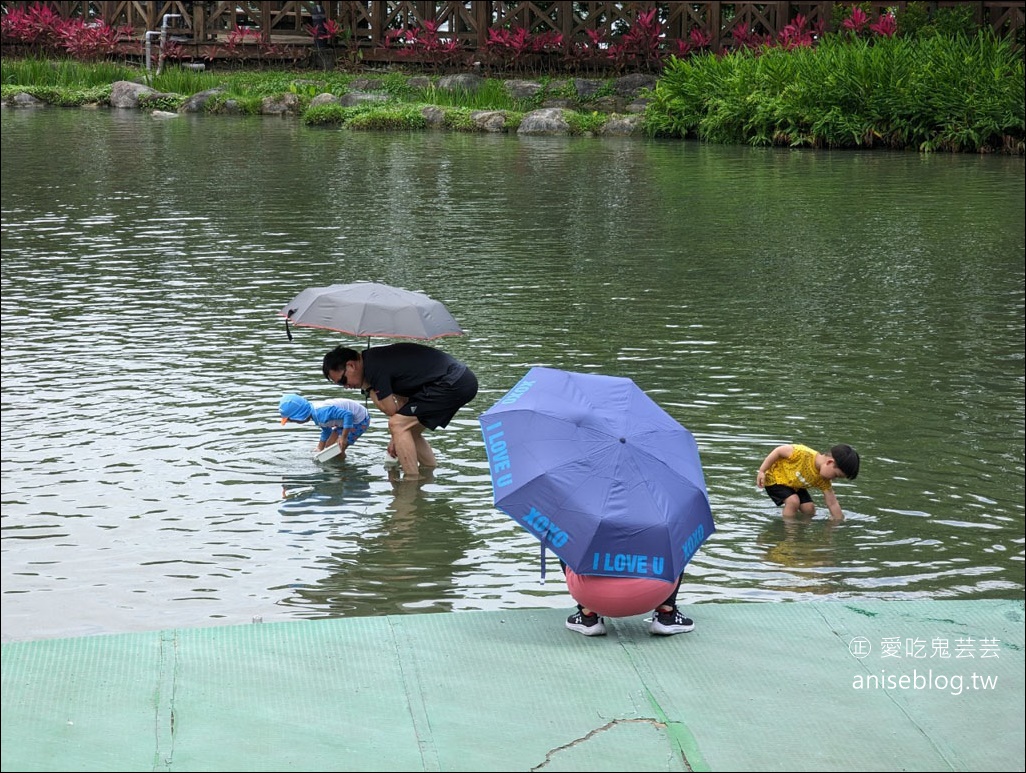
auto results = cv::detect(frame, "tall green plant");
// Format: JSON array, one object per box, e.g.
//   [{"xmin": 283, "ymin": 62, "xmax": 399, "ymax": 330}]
[
  {"xmin": 646, "ymin": 31, "xmax": 1024, "ymax": 152},
  {"xmin": 1, "ymin": 55, "xmax": 136, "ymax": 87},
  {"xmin": 150, "ymin": 67, "xmax": 221, "ymax": 95}
]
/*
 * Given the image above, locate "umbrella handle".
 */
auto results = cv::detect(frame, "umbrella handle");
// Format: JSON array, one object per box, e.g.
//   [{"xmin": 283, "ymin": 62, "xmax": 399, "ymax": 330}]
[{"xmin": 285, "ymin": 308, "xmax": 295, "ymax": 342}]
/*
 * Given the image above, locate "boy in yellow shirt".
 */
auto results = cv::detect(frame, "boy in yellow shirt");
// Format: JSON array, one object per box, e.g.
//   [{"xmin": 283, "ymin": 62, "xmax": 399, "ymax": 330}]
[{"xmin": 756, "ymin": 443, "xmax": 860, "ymax": 521}]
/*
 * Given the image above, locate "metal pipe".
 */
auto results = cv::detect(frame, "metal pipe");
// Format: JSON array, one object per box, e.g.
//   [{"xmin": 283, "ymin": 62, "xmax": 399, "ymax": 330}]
[
  {"xmin": 144, "ymin": 30, "xmax": 160, "ymax": 73},
  {"xmin": 156, "ymin": 14, "xmax": 182, "ymax": 76}
]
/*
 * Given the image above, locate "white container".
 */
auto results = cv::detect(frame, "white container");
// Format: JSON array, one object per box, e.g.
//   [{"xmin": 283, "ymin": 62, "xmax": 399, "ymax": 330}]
[{"xmin": 314, "ymin": 444, "xmax": 342, "ymax": 463}]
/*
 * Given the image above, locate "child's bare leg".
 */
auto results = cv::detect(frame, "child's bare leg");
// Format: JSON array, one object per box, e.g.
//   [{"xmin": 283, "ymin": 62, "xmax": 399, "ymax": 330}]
[
  {"xmin": 798, "ymin": 501, "xmax": 816, "ymax": 517},
  {"xmin": 781, "ymin": 494, "xmax": 803, "ymax": 518}
]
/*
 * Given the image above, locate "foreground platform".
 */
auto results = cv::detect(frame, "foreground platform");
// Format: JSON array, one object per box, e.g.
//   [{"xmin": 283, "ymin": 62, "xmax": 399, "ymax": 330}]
[{"xmin": 2, "ymin": 599, "xmax": 1023, "ymax": 772}]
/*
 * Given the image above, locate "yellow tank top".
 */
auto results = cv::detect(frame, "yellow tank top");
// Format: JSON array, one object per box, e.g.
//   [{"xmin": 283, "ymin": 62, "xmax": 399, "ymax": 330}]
[{"xmin": 764, "ymin": 444, "xmax": 831, "ymax": 491}]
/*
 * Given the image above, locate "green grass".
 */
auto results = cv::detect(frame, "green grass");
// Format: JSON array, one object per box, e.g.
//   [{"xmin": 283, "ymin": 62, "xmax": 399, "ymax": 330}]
[
  {"xmin": 3, "ymin": 34, "xmax": 1023, "ymax": 152},
  {"xmin": 409, "ymin": 78, "xmax": 539, "ymax": 111},
  {"xmin": 1, "ymin": 56, "xmax": 136, "ymax": 87}
]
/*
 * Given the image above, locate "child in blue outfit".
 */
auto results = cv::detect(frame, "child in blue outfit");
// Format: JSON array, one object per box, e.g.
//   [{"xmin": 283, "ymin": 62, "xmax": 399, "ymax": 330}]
[{"xmin": 279, "ymin": 393, "xmax": 370, "ymax": 460}]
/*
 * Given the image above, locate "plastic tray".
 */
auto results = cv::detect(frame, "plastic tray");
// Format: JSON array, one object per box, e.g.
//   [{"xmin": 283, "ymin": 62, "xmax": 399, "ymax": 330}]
[{"xmin": 314, "ymin": 444, "xmax": 342, "ymax": 463}]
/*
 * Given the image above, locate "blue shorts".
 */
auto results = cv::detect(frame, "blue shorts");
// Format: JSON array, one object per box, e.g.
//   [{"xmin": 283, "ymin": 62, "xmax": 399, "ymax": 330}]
[{"xmin": 344, "ymin": 417, "xmax": 369, "ymax": 445}]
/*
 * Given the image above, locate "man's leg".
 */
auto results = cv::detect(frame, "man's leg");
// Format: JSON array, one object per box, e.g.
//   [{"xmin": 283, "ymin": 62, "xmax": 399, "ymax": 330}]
[
  {"xmin": 389, "ymin": 413, "xmax": 427, "ymax": 477},
  {"xmin": 410, "ymin": 425, "xmax": 437, "ymax": 468}
]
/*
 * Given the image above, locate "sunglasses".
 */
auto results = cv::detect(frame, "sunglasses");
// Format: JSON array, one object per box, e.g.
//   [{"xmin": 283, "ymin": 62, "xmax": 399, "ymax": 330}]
[{"xmin": 333, "ymin": 362, "xmax": 355, "ymax": 386}]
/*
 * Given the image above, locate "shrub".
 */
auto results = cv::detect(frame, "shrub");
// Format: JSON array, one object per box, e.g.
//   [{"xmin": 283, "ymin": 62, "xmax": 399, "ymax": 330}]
[{"xmin": 646, "ymin": 31, "xmax": 1025, "ymax": 153}]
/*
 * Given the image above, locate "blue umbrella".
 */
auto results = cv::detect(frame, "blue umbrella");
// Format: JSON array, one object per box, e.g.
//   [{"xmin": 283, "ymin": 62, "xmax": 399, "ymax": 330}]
[{"xmin": 478, "ymin": 367, "xmax": 714, "ymax": 584}]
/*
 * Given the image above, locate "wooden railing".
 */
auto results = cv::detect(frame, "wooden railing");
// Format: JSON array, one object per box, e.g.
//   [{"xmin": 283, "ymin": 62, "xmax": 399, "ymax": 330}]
[{"xmin": 4, "ymin": 2, "xmax": 1024, "ymax": 65}]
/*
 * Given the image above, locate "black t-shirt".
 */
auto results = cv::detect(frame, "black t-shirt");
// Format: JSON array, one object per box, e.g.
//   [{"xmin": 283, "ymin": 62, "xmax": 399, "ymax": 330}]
[{"xmin": 362, "ymin": 343, "xmax": 459, "ymax": 400}]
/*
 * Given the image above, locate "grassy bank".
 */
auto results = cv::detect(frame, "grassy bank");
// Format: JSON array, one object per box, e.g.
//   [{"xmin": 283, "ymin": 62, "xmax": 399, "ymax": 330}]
[{"xmin": 3, "ymin": 29, "xmax": 1023, "ymax": 152}]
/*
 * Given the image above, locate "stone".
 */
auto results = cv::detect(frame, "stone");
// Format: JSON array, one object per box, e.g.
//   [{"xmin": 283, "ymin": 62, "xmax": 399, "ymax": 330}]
[{"xmin": 517, "ymin": 107, "xmax": 570, "ymax": 135}]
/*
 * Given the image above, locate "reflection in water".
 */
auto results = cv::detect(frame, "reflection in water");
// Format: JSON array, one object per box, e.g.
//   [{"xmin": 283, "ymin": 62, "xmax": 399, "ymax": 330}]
[
  {"xmin": 757, "ymin": 517, "xmax": 841, "ymax": 595},
  {"xmin": 1, "ymin": 109, "xmax": 1023, "ymax": 642},
  {"xmin": 278, "ymin": 467, "xmax": 473, "ymax": 617}
]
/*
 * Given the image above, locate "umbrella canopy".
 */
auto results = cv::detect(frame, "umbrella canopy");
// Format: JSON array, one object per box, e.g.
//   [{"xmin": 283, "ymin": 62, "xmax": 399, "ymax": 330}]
[
  {"xmin": 281, "ymin": 282, "xmax": 463, "ymax": 341},
  {"xmin": 478, "ymin": 367, "xmax": 714, "ymax": 584}
]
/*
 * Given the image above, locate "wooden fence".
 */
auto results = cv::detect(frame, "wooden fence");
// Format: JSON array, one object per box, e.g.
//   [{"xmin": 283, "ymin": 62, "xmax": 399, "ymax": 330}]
[{"xmin": 3, "ymin": 2, "xmax": 1024, "ymax": 66}]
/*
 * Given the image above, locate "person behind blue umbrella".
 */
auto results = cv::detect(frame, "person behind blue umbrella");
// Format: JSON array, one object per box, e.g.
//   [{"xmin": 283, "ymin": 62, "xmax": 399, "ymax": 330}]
[
  {"xmin": 279, "ymin": 393, "xmax": 370, "ymax": 460},
  {"xmin": 562, "ymin": 564, "xmax": 695, "ymax": 637}
]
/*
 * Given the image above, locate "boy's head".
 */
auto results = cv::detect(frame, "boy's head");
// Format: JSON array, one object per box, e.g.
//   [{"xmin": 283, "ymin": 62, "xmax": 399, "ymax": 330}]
[
  {"xmin": 829, "ymin": 444, "xmax": 860, "ymax": 480},
  {"xmin": 279, "ymin": 393, "xmax": 313, "ymax": 425}
]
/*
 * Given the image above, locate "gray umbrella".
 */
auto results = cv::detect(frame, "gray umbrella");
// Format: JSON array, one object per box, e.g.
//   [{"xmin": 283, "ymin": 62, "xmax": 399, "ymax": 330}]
[{"xmin": 281, "ymin": 281, "xmax": 464, "ymax": 343}]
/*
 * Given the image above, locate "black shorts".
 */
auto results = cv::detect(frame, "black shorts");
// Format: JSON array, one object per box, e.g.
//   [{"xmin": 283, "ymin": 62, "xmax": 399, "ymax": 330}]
[
  {"xmin": 764, "ymin": 485, "xmax": 813, "ymax": 507},
  {"xmin": 400, "ymin": 366, "xmax": 478, "ymax": 430}
]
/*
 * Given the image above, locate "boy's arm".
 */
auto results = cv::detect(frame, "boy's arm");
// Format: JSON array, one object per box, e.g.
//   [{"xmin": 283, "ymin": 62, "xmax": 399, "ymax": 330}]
[
  {"xmin": 756, "ymin": 444, "xmax": 793, "ymax": 488},
  {"xmin": 318, "ymin": 427, "xmax": 335, "ymax": 450},
  {"xmin": 823, "ymin": 488, "xmax": 844, "ymax": 522},
  {"xmin": 336, "ymin": 413, "xmax": 353, "ymax": 453}
]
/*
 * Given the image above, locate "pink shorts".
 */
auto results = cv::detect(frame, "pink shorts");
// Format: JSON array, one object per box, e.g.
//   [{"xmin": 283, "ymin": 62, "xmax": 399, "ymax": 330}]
[{"xmin": 565, "ymin": 568, "xmax": 675, "ymax": 617}]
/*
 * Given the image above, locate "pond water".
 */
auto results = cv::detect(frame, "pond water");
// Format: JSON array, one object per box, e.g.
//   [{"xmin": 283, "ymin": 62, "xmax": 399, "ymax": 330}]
[{"xmin": 1, "ymin": 107, "xmax": 1023, "ymax": 642}]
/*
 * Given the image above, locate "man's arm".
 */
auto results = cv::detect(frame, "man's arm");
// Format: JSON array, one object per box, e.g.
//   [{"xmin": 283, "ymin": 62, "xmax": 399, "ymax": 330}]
[
  {"xmin": 368, "ymin": 391, "xmax": 409, "ymax": 417},
  {"xmin": 368, "ymin": 390, "xmax": 396, "ymax": 416}
]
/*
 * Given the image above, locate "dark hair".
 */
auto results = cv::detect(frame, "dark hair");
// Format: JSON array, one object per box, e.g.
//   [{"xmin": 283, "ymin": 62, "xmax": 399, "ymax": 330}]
[
  {"xmin": 830, "ymin": 444, "xmax": 860, "ymax": 480},
  {"xmin": 322, "ymin": 346, "xmax": 358, "ymax": 381}
]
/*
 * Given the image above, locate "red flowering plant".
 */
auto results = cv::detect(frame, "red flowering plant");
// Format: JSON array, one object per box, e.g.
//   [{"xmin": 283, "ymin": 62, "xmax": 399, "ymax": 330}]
[
  {"xmin": 378, "ymin": 19, "xmax": 467, "ymax": 71},
  {"xmin": 728, "ymin": 21, "xmax": 771, "ymax": 51},
  {"xmin": 1, "ymin": 3, "xmax": 131, "ymax": 61},
  {"xmin": 159, "ymin": 40, "xmax": 190, "ymax": 65},
  {"xmin": 668, "ymin": 27, "xmax": 713, "ymax": 59},
  {"xmin": 869, "ymin": 13, "xmax": 898, "ymax": 38},
  {"xmin": 840, "ymin": 6, "xmax": 898, "ymax": 42},
  {"xmin": 260, "ymin": 40, "xmax": 303, "ymax": 67},
  {"xmin": 1, "ymin": 2, "xmax": 66, "ymax": 55},
  {"xmin": 777, "ymin": 14, "xmax": 823, "ymax": 50},
  {"xmin": 404, "ymin": 19, "xmax": 467, "ymax": 70},
  {"xmin": 306, "ymin": 17, "xmax": 344, "ymax": 46},
  {"xmin": 562, "ymin": 28, "xmax": 609, "ymax": 72},
  {"xmin": 607, "ymin": 8, "xmax": 666, "ymax": 72},
  {"xmin": 57, "ymin": 18, "xmax": 133, "ymax": 61},
  {"xmin": 841, "ymin": 6, "xmax": 872, "ymax": 37},
  {"xmin": 213, "ymin": 25, "xmax": 261, "ymax": 66},
  {"xmin": 483, "ymin": 26, "xmax": 537, "ymax": 73},
  {"xmin": 687, "ymin": 26, "xmax": 712, "ymax": 53}
]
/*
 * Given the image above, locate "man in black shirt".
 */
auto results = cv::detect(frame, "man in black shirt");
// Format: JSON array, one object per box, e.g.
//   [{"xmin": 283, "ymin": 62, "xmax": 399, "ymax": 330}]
[{"xmin": 323, "ymin": 343, "xmax": 478, "ymax": 479}]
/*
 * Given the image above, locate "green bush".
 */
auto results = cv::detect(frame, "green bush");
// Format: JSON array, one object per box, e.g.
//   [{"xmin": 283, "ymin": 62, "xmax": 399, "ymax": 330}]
[
  {"xmin": 303, "ymin": 102, "xmax": 346, "ymax": 125},
  {"xmin": 646, "ymin": 31, "xmax": 1025, "ymax": 152},
  {"xmin": 565, "ymin": 110, "xmax": 613, "ymax": 135},
  {"xmin": 138, "ymin": 92, "xmax": 186, "ymax": 111},
  {"xmin": 895, "ymin": 2, "xmax": 931, "ymax": 38}
]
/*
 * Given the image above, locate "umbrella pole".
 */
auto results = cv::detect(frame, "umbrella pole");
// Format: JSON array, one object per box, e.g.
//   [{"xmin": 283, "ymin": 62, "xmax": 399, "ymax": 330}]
[{"xmin": 364, "ymin": 336, "xmax": 371, "ymax": 407}]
